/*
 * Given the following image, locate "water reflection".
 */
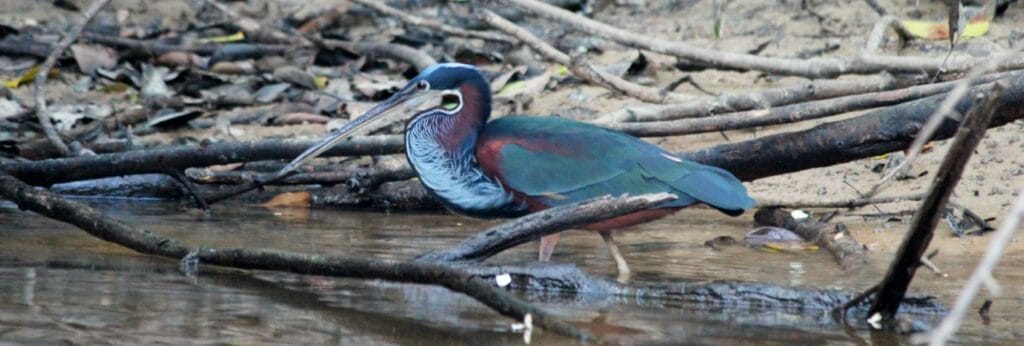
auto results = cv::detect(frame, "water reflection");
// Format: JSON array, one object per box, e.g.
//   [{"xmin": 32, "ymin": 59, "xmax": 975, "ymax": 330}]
[{"xmin": 1, "ymin": 199, "xmax": 1022, "ymax": 344}]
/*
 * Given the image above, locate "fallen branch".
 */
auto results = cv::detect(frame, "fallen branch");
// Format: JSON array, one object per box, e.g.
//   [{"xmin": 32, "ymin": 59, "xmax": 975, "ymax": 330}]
[
  {"xmin": 754, "ymin": 208, "xmax": 868, "ymax": 270},
  {"xmin": 502, "ymin": 0, "xmax": 1024, "ymax": 78},
  {"xmin": 597, "ymin": 74, "xmax": 904, "ymax": 123},
  {"xmin": 683, "ymin": 74, "xmax": 1024, "ymax": 182},
  {"xmin": 866, "ymin": 82, "xmax": 1004, "ymax": 326},
  {"xmin": 603, "ymin": 70, "xmax": 1023, "ymax": 137},
  {"xmin": 32, "ymin": 0, "xmax": 113, "ymax": 157},
  {"xmin": 353, "ymin": 0, "xmax": 515, "ymax": 43},
  {"xmin": 5, "ymin": 74, "xmax": 1024, "ymax": 191},
  {"xmin": 0, "ymin": 171, "xmax": 589, "ymax": 340},
  {"xmin": 417, "ymin": 193, "xmax": 677, "ymax": 263},
  {"xmin": 2, "ymin": 135, "xmax": 403, "ymax": 186},
  {"xmin": 922, "ymin": 193, "xmax": 1024, "ymax": 345},
  {"xmin": 480, "ymin": 9, "xmax": 688, "ymax": 103}
]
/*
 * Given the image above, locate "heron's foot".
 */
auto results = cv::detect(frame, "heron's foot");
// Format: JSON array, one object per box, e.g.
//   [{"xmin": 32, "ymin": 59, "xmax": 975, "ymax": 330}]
[
  {"xmin": 538, "ymin": 234, "xmax": 560, "ymax": 262},
  {"xmin": 600, "ymin": 231, "xmax": 631, "ymax": 283}
]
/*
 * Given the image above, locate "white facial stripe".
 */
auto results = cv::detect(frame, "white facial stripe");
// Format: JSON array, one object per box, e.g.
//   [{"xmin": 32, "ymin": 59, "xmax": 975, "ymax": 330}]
[{"xmin": 439, "ymin": 89, "xmax": 463, "ymax": 115}]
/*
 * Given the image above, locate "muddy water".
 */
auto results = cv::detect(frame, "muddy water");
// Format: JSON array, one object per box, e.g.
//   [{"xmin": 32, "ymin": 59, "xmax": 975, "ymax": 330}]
[{"xmin": 1, "ymin": 199, "xmax": 1022, "ymax": 344}]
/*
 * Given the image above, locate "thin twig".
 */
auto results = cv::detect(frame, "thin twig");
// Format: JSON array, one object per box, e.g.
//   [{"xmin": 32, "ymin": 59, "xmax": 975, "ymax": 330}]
[
  {"xmin": 863, "ymin": 15, "xmax": 897, "ymax": 55},
  {"xmin": 861, "ymin": 0, "xmax": 915, "ymax": 41},
  {"xmin": 480, "ymin": 9, "xmax": 689, "ymax": 103},
  {"xmin": 503, "ymin": 0, "xmax": 1024, "ymax": 78},
  {"xmin": 353, "ymin": 0, "xmax": 514, "ymax": 43},
  {"xmin": 32, "ymin": 0, "xmax": 113, "ymax": 157},
  {"xmin": 921, "ymin": 193, "xmax": 1024, "ymax": 345}
]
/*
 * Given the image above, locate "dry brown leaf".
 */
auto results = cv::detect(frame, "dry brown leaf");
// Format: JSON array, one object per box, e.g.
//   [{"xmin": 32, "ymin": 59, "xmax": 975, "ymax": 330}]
[
  {"xmin": 262, "ymin": 191, "xmax": 312, "ymax": 208},
  {"xmin": 71, "ymin": 44, "xmax": 118, "ymax": 74}
]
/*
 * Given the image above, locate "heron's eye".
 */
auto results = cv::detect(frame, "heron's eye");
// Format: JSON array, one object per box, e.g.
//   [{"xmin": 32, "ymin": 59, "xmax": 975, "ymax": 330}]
[
  {"xmin": 441, "ymin": 94, "xmax": 460, "ymax": 111},
  {"xmin": 416, "ymin": 80, "xmax": 430, "ymax": 90}
]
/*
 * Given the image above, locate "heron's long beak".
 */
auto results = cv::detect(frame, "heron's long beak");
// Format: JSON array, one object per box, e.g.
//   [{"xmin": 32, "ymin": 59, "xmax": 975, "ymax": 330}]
[{"xmin": 276, "ymin": 89, "xmax": 442, "ymax": 177}]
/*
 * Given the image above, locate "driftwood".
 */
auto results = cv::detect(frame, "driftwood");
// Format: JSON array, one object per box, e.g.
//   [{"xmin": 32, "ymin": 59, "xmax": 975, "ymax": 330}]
[
  {"xmin": 866, "ymin": 82, "xmax": 1004, "ymax": 325},
  {"xmin": 0, "ymin": 171, "xmax": 590, "ymax": 340},
  {"xmin": 754, "ymin": 208, "xmax": 869, "ymax": 270}
]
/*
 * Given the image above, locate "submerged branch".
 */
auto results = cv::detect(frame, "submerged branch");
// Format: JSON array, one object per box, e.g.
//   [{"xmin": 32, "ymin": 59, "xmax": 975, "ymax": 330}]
[
  {"xmin": 0, "ymin": 171, "xmax": 590, "ymax": 340},
  {"xmin": 417, "ymin": 193, "xmax": 677, "ymax": 263}
]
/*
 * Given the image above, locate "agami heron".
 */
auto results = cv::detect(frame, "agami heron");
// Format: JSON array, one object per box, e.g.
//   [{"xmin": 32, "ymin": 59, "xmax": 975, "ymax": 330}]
[{"xmin": 280, "ymin": 63, "xmax": 755, "ymax": 279}]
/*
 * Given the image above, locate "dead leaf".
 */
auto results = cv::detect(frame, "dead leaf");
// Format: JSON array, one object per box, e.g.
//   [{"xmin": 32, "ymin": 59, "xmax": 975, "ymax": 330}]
[
  {"xmin": 262, "ymin": 191, "xmax": 311, "ymax": 208},
  {"xmin": 208, "ymin": 163, "xmax": 243, "ymax": 172},
  {"xmin": 273, "ymin": 66, "xmax": 317, "ymax": 89},
  {"xmin": 495, "ymin": 70, "xmax": 551, "ymax": 102},
  {"xmin": 46, "ymin": 104, "xmax": 114, "ymax": 131},
  {"xmin": 156, "ymin": 52, "xmax": 205, "ymax": 68},
  {"xmin": 489, "ymin": 65, "xmax": 527, "ymax": 93},
  {"xmin": 3, "ymin": 66, "xmax": 58, "ymax": 89},
  {"xmin": 70, "ymin": 44, "xmax": 118, "ymax": 75},
  {"xmin": 140, "ymin": 64, "xmax": 173, "ymax": 98},
  {"xmin": 352, "ymin": 73, "xmax": 404, "ymax": 100}
]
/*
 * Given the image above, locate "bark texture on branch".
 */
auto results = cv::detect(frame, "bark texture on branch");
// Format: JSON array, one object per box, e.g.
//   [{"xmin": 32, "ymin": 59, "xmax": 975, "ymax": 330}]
[{"xmin": 683, "ymin": 75, "xmax": 1024, "ymax": 182}]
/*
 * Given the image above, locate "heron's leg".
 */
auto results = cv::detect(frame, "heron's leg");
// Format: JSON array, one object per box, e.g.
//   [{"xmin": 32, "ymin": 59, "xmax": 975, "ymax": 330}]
[
  {"xmin": 538, "ymin": 234, "xmax": 560, "ymax": 261},
  {"xmin": 600, "ymin": 231, "xmax": 631, "ymax": 282}
]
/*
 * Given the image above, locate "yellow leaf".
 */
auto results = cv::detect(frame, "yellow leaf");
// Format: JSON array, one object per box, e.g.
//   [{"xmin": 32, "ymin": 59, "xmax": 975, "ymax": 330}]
[
  {"xmin": 198, "ymin": 31, "xmax": 245, "ymax": 44},
  {"xmin": 3, "ymin": 66, "xmax": 58, "ymax": 89},
  {"xmin": 497, "ymin": 80, "xmax": 526, "ymax": 95},
  {"xmin": 314, "ymin": 76, "xmax": 328, "ymax": 89},
  {"xmin": 961, "ymin": 21, "xmax": 990, "ymax": 38},
  {"xmin": 556, "ymin": 65, "xmax": 570, "ymax": 76},
  {"xmin": 902, "ymin": 20, "xmax": 950, "ymax": 40}
]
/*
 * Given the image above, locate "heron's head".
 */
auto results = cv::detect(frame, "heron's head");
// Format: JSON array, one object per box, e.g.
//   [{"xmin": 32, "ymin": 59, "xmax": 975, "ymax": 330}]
[{"xmin": 277, "ymin": 63, "xmax": 490, "ymax": 176}]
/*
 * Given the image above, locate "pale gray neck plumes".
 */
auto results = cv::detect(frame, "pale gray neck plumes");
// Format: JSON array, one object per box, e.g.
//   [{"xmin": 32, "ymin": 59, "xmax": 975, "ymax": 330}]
[{"xmin": 404, "ymin": 111, "xmax": 525, "ymax": 218}]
